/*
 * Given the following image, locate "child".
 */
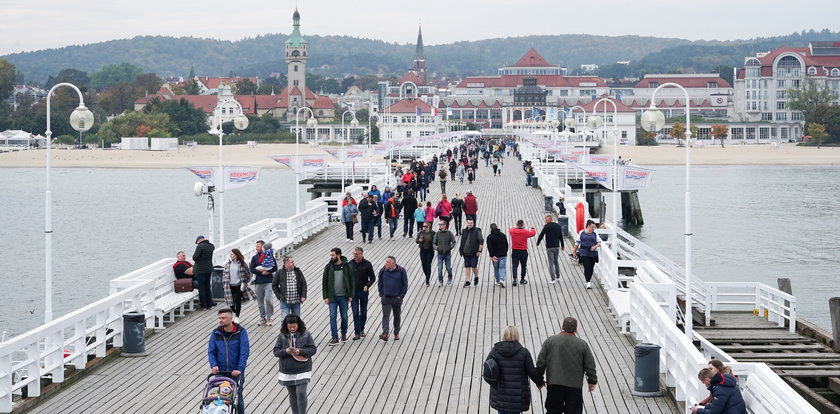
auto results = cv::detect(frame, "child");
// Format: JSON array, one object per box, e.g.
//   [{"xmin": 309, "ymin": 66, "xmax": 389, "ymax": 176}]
[{"xmin": 255, "ymin": 242, "xmax": 276, "ymax": 272}]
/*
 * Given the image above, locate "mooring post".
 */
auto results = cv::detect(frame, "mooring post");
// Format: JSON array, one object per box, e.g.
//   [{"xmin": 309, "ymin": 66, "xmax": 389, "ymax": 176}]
[{"xmin": 830, "ymin": 297, "xmax": 840, "ymax": 352}]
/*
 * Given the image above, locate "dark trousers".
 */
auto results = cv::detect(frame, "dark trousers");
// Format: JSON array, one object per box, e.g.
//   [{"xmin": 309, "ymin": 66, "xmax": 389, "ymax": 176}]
[
  {"xmin": 580, "ymin": 256, "xmax": 597, "ymax": 282},
  {"xmin": 361, "ymin": 218, "xmax": 371, "ymax": 241},
  {"xmin": 511, "ymin": 249, "xmax": 529, "ymax": 280},
  {"xmin": 372, "ymin": 216, "xmax": 382, "ymax": 238},
  {"xmin": 351, "ymin": 289, "xmax": 369, "ymax": 335},
  {"xmin": 403, "ymin": 215, "xmax": 414, "ymax": 236},
  {"xmin": 381, "ymin": 296, "xmax": 402, "ymax": 335},
  {"xmin": 230, "ymin": 284, "xmax": 243, "ymax": 316},
  {"xmin": 196, "ymin": 272, "xmax": 212, "ymax": 308},
  {"xmin": 545, "ymin": 384, "xmax": 583, "ymax": 414},
  {"xmin": 388, "ymin": 217, "xmax": 398, "ymax": 237},
  {"xmin": 416, "ymin": 221, "xmax": 424, "ymax": 233},
  {"xmin": 419, "ymin": 248, "xmax": 434, "ymax": 283},
  {"xmin": 440, "ymin": 181, "xmax": 446, "ymax": 194},
  {"xmin": 344, "ymin": 221, "xmax": 355, "ymax": 240},
  {"xmin": 453, "ymin": 213, "xmax": 462, "ymax": 235}
]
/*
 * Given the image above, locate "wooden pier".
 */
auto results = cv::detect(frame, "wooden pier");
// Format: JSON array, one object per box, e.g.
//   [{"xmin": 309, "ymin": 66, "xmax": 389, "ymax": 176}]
[{"xmin": 24, "ymin": 160, "xmax": 678, "ymax": 413}]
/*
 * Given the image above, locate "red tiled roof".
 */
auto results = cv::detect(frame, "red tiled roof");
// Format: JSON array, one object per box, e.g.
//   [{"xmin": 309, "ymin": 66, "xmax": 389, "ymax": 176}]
[
  {"xmin": 312, "ymin": 95, "xmax": 334, "ymax": 110},
  {"xmin": 382, "ymin": 98, "xmax": 434, "ymax": 114},
  {"xmin": 398, "ymin": 71, "xmax": 426, "ymax": 86},
  {"xmin": 635, "ymin": 76, "xmax": 731, "ymax": 89},
  {"xmin": 455, "ymin": 74, "xmax": 607, "ymax": 88},
  {"xmin": 289, "ymin": 86, "xmax": 303, "ymax": 96},
  {"xmin": 510, "ymin": 48, "xmax": 556, "ymax": 67},
  {"xmin": 580, "ymin": 96, "xmax": 636, "ymax": 113}
]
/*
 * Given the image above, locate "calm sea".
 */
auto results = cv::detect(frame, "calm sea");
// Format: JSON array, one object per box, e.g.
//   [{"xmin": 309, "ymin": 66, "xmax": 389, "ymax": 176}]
[{"xmin": 1, "ymin": 165, "xmax": 838, "ymax": 338}]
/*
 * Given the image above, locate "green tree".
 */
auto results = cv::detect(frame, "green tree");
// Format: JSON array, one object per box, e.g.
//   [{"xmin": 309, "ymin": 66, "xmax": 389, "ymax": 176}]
[
  {"xmin": 45, "ymin": 68, "xmax": 90, "ymax": 89},
  {"xmin": 183, "ymin": 78, "xmax": 202, "ymax": 95},
  {"xmin": 810, "ymin": 104, "xmax": 840, "ymax": 143},
  {"xmin": 135, "ymin": 73, "xmax": 163, "ymax": 95},
  {"xmin": 242, "ymin": 113, "xmax": 281, "ymax": 134},
  {"xmin": 90, "ymin": 62, "xmax": 143, "ymax": 89},
  {"xmin": 234, "ymin": 78, "xmax": 258, "ymax": 95},
  {"xmin": 807, "ymin": 122, "xmax": 828, "ymax": 148},
  {"xmin": 787, "ymin": 79, "xmax": 839, "ymax": 122},
  {"xmin": 95, "ymin": 82, "xmax": 145, "ymax": 115},
  {"xmin": 189, "ymin": 66, "xmax": 195, "ymax": 78},
  {"xmin": 0, "ymin": 59, "xmax": 16, "ymax": 100},
  {"xmin": 142, "ymin": 97, "xmax": 208, "ymax": 136},
  {"xmin": 97, "ymin": 112, "xmax": 176, "ymax": 143},
  {"xmin": 340, "ymin": 76, "xmax": 356, "ymax": 93}
]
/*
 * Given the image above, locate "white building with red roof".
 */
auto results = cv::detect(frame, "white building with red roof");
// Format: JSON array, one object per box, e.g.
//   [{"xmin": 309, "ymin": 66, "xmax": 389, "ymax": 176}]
[
  {"xmin": 379, "ymin": 97, "xmax": 443, "ymax": 140},
  {"xmin": 733, "ymin": 41, "xmax": 840, "ymax": 141}
]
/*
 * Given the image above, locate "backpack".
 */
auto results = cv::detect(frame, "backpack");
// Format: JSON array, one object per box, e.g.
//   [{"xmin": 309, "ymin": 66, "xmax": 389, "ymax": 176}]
[{"xmin": 482, "ymin": 356, "xmax": 502, "ymax": 387}]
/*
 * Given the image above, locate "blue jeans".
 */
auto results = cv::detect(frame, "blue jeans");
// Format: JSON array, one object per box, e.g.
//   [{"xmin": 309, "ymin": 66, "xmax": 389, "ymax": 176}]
[
  {"xmin": 492, "ymin": 256, "xmax": 507, "ymax": 283},
  {"xmin": 437, "ymin": 252, "xmax": 452, "ymax": 282},
  {"xmin": 328, "ymin": 296, "xmax": 349, "ymax": 339},
  {"xmin": 372, "ymin": 216, "xmax": 382, "ymax": 239},
  {"xmin": 279, "ymin": 301, "xmax": 301, "ymax": 322},
  {"xmin": 526, "ymin": 173, "xmax": 533, "ymax": 186},
  {"xmin": 388, "ymin": 217, "xmax": 398, "ymax": 237},
  {"xmin": 418, "ymin": 187, "xmax": 427, "ymax": 201},
  {"xmin": 351, "ymin": 290, "xmax": 369, "ymax": 335}
]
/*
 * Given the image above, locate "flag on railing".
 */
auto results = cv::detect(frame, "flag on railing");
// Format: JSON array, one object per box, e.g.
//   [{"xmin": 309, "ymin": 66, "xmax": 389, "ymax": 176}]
[
  {"xmin": 587, "ymin": 155, "xmax": 612, "ymax": 165},
  {"xmin": 345, "ymin": 147, "xmax": 365, "ymax": 159},
  {"xmin": 574, "ymin": 164, "xmax": 613, "ymax": 190},
  {"xmin": 187, "ymin": 167, "xmax": 214, "ymax": 182},
  {"xmin": 224, "ymin": 166, "xmax": 260, "ymax": 189},
  {"xmin": 618, "ymin": 166, "xmax": 655, "ymax": 190},
  {"xmin": 322, "ymin": 148, "xmax": 340, "ymax": 159},
  {"xmin": 269, "ymin": 156, "xmax": 294, "ymax": 168},
  {"xmin": 300, "ymin": 157, "xmax": 326, "ymax": 171}
]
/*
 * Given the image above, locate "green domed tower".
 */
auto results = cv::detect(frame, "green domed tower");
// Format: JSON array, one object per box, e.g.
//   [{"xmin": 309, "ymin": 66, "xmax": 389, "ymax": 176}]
[{"xmin": 285, "ymin": 8, "xmax": 308, "ymax": 117}]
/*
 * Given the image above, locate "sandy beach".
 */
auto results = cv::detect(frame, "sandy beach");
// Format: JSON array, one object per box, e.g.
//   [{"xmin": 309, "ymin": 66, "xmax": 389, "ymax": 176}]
[{"xmin": 0, "ymin": 142, "xmax": 838, "ymax": 168}]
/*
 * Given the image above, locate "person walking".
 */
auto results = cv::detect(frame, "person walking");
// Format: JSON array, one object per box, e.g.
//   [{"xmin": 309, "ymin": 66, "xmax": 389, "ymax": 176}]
[
  {"xmin": 486, "ymin": 326, "xmax": 545, "ymax": 414},
  {"xmin": 416, "ymin": 222, "xmax": 436, "ymax": 286},
  {"xmin": 401, "ymin": 190, "xmax": 418, "ymax": 237},
  {"xmin": 536, "ymin": 317, "xmax": 597, "ymax": 414},
  {"xmin": 423, "ymin": 201, "xmax": 435, "ymax": 225},
  {"xmin": 349, "ymin": 247, "xmax": 376, "ymax": 340},
  {"xmin": 433, "ymin": 221, "xmax": 456, "ymax": 287},
  {"xmin": 223, "ymin": 249, "xmax": 251, "ymax": 322},
  {"xmin": 378, "ymin": 256, "xmax": 408, "ymax": 342},
  {"xmin": 457, "ymin": 162, "xmax": 466, "ymax": 184},
  {"xmin": 572, "ymin": 220, "xmax": 601, "ymax": 289},
  {"xmin": 384, "ymin": 196, "xmax": 400, "ymax": 240},
  {"xmin": 537, "ymin": 215, "xmax": 566, "ymax": 284},
  {"xmin": 417, "ymin": 170, "xmax": 428, "ymax": 201},
  {"xmin": 509, "ymin": 220, "xmax": 537, "ymax": 286},
  {"xmin": 358, "ymin": 193, "xmax": 374, "ymax": 243},
  {"xmin": 250, "ymin": 240, "xmax": 277, "ymax": 326},
  {"xmin": 322, "ymin": 248, "xmax": 355, "ymax": 345},
  {"xmin": 413, "ymin": 201, "xmax": 426, "ymax": 234},
  {"xmin": 491, "ymin": 156, "xmax": 500, "ymax": 176},
  {"xmin": 486, "ymin": 223, "xmax": 509, "ymax": 288},
  {"xmin": 450, "ymin": 193, "xmax": 464, "ymax": 235},
  {"xmin": 438, "ymin": 167, "xmax": 448, "ymax": 194},
  {"xmin": 208, "ymin": 308, "xmax": 250, "ymax": 414},
  {"xmin": 435, "ymin": 194, "xmax": 453, "ymax": 226},
  {"xmin": 274, "ymin": 313, "xmax": 317, "ymax": 414},
  {"xmin": 464, "ymin": 191, "xmax": 478, "ymax": 223},
  {"xmin": 193, "ymin": 235, "xmax": 215, "ymax": 310},
  {"xmin": 459, "ymin": 218, "xmax": 484, "ymax": 287},
  {"xmin": 341, "ymin": 195, "xmax": 359, "ymax": 242},
  {"xmin": 371, "ymin": 195, "xmax": 384, "ymax": 241},
  {"xmin": 272, "ymin": 256, "xmax": 307, "ymax": 321}
]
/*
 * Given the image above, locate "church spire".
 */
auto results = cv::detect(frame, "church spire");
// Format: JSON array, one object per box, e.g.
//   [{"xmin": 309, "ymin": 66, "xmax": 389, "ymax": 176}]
[{"xmin": 415, "ymin": 24, "xmax": 424, "ymax": 59}]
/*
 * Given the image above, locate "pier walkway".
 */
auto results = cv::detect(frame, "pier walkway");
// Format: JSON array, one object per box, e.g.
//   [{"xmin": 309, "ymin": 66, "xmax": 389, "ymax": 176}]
[{"xmin": 27, "ymin": 159, "xmax": 678, "ymax": 413}]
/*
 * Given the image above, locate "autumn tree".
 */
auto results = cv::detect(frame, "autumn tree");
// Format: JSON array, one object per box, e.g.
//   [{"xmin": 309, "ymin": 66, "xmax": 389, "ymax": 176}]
[
  {"xmin": 711, "ymin": 124, "xmax": 728, "ymax": 148},
  {"xmin": 807, "ymin": 122, "xmax": 828, "ymax": 149},
  {"xmin": 97, "ymin": 112, "xmax": 176, "ymax": 143},
  {"xmin": 670, "ymin": 121, "xmax": 686, "ymax": 146},
  {"xmin": 183, "ymin": 79, "xmax": 202, "ymax": 95}
]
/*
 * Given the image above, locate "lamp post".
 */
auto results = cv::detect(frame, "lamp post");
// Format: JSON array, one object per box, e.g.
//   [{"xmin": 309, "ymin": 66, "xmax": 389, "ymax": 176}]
[
  {"xmin": 295, "ymin": 107, "xmax": 318, "ymax": 214},
  {"xmin": 641, "ymin": 82, "xmax": 693, "ymax": 338},
  {"xmin": 210, "ymin": 99, "xmax": 249, "ymax": 248},
  {"xmin": 563, "ymin": 106, "xmax": 587, "ymax": 193},
  {"xmin": 341, "ymin": 109, "xmax": 359, "ymax": 193},
  {"xmin": 593, "ymin": 97, "xmax": 619, "ymax": 254},
  {"xmin": 368, "ymin": 113, "xmax": 379, "ymax": 184},
  {"xmin": 44, "ymin": 82, "xmax": 94, "ymax": 323}
]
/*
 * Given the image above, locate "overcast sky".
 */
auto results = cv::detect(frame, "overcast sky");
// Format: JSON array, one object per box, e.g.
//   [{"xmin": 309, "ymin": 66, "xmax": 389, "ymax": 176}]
[{"xmin": 2, "ymin": 0, "xmax": 838, "ymax": 56}]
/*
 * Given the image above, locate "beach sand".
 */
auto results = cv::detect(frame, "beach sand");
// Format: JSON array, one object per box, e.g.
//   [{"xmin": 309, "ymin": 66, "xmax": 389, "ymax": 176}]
[{"xmin": 0, "ymin": 142, "xmax": 838, "ymax": 168}]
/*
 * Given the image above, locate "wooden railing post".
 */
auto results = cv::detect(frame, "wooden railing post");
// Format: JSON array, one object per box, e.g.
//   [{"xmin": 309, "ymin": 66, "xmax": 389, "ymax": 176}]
[
  {"xmin": 777, "ymin": 278, "xmax": 792, "ymax": 323},
  {"xmin": 830, "ymin": 297, "xmax": 840, "ymax": 352}
]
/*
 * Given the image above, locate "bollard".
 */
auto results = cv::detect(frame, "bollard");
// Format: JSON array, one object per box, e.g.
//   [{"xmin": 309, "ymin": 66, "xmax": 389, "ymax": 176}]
[
  {"xmin": 122, "ymin": 312, "xmax": 146, "ymax": 357},
  {"xmin": 631, "ymin": 343, "xmax": 661, "ymax": 396},
  {"xmin": 211, "ymin": 265, "xmax": 225, "ymax": 299},
  {"xmin": 544, "ymin": 196, "xmax": 554, "ymax": 212}
]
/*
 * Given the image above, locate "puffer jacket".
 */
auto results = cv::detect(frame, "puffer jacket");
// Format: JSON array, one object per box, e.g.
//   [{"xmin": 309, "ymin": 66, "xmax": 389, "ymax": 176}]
[
  {"xmin": 486, "ymin": 341, "xmax": 543, "ymax": 412},
  {"xmin": 697, "ymin": 373, "xmax": 746, "ymax": 414},
  {"xmin": 273, "ymin": 330, "xmax": 317, "ymax": 375}
]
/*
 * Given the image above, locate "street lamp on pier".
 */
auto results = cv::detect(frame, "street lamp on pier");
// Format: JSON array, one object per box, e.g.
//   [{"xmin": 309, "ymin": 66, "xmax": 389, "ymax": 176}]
[
  {"xmin": 295, "ymin": 107, "xmax": 318, "ymax": 214},
  {"xmin": 341, "ymin": 109, "xmax": 359, "ymax": 193},
  {"xmin": 209, "ymin": 99, "xmax": 249, "ymax": 248},
  {"xmin": 593, "ymin": 97, "xmax": 619, "ymax": 254}
]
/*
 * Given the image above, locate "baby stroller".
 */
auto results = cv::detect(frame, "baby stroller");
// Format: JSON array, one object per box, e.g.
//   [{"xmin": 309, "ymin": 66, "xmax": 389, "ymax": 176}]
[{"xmin": 199, "ymin": 372, "xmax": 240, "ymax": 414}]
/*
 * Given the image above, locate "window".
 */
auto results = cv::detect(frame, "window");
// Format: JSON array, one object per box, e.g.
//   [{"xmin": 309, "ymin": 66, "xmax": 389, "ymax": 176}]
[
  {"xmin": 776, "ymin": 101, "xmax": 786, "ymax": 110},
  {"xmin": 580, "ymin": 89, "xmax": 596, "ymax": 95},
  {"xmin": 763, "ymin": 80, "xmax": 769, "ymax": 89},
  {"xmin": 759, "ymin": 128, "xmax": 770, "ymax": 140},
  {"xmin": 746, "ymin": 68, "xmax": 760, "ymax": 77},
  {"xmin": 293, "ymin": 80, "xmax": 298, "ymax": 86},
  {"xmin": 746, "ymin": 127, "xmax": 756, "ymax": 140},
  {"xmin": 406, "ymin": 131, "xmax": 412, "ymax": 138},
  {"xmin": 807, "ymin": 66, "xmax": 818, "ymax": 75},
  {"xmin": 776, "ymin": 90, "xmax": 786, "ymax": 99},
  {"xmin": 294, "ymin": 65, "xmax": 298, "ymax": 72},
  {"xmin": 781, "ymin": 128, "xmax": 788, "ymax": 139},
  {"xmin": 763, "ymin": 101, "xmax": 768, "ymax": 111},
  {"xmin": 707, "ymin": 82, "xmax": 718, "ymax": 88},
  {"xmin": 761, "ymin": 112, "xmax": 773, "ymax": 121},
  {"xmin": 792, "ymin": 80, "xmax": 800, "ymax": 88},
  {"xmin": 832, "ymin": 68, "xmax": 840, "ymax": 77},
  {"xmin": 791, "ymin": 112, "xmax": 803, "ymax": 121},
  {"xmin": 776, "ymin": 112, "xmax": 787, "ymax": 121},
  {"xmin": 621, "ymin": 131, "xmax": 627, "ymax": 138},
  {"xmin": 649, "ymin": 82, "xmax": 659, "ymax": 88},
  {"xmin": 777, "ymin": 80, "xmax": 786, "ymax": 89},
  {"xmin": 731, "ymin": 128, "xmax": 744, "ymax": 139}
]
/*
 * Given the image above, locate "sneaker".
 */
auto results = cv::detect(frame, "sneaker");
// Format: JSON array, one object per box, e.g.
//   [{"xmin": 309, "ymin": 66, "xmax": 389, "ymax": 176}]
[
  {"xmin": 447, "ymin": 278, "xmax": 453, "ymax": 286},
  {"xmin": 329, "ymin": 338, "xmax": 340, "ymax": 346},
  {"xmin": 463, "ymin": 281, "xmax": 471, "ymax": 287},
  {"xmin": 550, "ymin": 279, "xmax": 556, "ymax": 284},
  {"xmin": 425, "ymin": 280, "xmax": 430, "ymax": 286},
  {"xmin": 586, "ymin": 282, "xmax": 592, "ymax": 289},
  {"xmin": 500, "ymin": 282, "xmax": 506, "ymax": 289},
  {"xmin": 267, "ymin": 318, "xmax": 274, "ymax": 326},
  {"xmin": 233, "ymin": 316, "xmax": 240, "ymax": 323},
  {"xmin": 521, "ymin": 279, "xmax": 529, "ymax": 285},
  {"xmin": 437, "ymin": 281, "xmax": 442, "ymax": 288},
  {"xmin": 361, "ymin": 332, "xmax": 367, "ymax": 337},
  {"xmin": 379, "ymin": 333, "xmax": 389, "ymax": 342},
  {"xmin": 473, "ymin": 277, "xmax": 479, "ymax": 285},
  {"xmin": 512, "ymin": 280, "xmax": 518, "ymax": 287},
  {"xmin": 352, "ymin": 334, "xmax": 361, "ymax": 340},
  {"xmin": 394, "ymin": 334, "xmax": 400, "ymax": 341},
  {"xmin": 257, "ymin": 318, "xmax": 267, "ymax": 326},
  {"xmin": 369, "ymin": 240, "xmax": 373, "ymax": 244},
  {"xmin": 341, "ymin": 335, "xmax": 348, "ymax": 342}
]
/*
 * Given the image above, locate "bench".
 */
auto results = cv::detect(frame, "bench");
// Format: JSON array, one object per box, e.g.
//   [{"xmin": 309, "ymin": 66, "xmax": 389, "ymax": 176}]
[
  {"xmin": 607, "ymin": 290, "xmax": 631, "ymax": 334},
  {"xmin": 150, "ymin": 268, "xmax": 198, "ymax": 330}
]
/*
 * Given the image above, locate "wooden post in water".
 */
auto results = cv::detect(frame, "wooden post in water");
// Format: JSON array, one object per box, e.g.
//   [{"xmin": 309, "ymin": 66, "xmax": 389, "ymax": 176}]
[
  {"xmin": 830, "ymin": 297, "xmax": 840, "ymax": 352},
  {"xmin": 778, "ymin": 278, "xmax": 792, "ymax": 323}
]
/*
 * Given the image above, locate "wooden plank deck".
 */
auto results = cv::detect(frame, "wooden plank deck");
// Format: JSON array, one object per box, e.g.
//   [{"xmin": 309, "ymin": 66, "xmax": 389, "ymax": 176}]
[{"xmin": 28, "ymin": 158, "xmax": 678, "ymax": 414}]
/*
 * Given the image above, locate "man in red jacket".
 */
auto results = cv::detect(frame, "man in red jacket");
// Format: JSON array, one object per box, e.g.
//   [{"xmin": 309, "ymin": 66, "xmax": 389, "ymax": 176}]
[
  {"xmin": 509, "ymin": 219, "xmax": 536, "ymax": 285},
  {"xmin": 464, "ymin": 191, "xmax": 478, "ymax": 222}
]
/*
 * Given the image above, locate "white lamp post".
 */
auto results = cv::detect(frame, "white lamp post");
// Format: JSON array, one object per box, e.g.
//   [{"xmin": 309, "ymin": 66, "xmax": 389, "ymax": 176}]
[
  {"xmin": 641, "ymin": 82, "xmax": 693, "ymax": 338},
  {"xmin": 593, "ymin": 97, "xmax": 619, "ymax": 254},
  {"xmin": 563, "ymin": 106, "xmax": 587, "ymax": 195},
  {"xmin": 368, "ymin": 113, "xmax": 379, "ymax": 184},
  {"xmin": 341, "ymin": 109, "xmax": 359, "ymax": 193},
  {"xmin": 295, "ymin": 107, "xmax": 318, "ymax": 214},
  {"xmin": 45, "ymin": 82, "xmax": 94, "ymax": 323},
  {"xmin": 210, "ymin": 99, "xmax": 249, "ymax": 248}
]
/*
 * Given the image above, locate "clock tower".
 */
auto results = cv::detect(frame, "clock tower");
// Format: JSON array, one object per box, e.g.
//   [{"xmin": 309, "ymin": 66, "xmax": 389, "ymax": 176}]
[{"xmin": 285, "ymin": 8, "xmax": 308, "ymax": 119}]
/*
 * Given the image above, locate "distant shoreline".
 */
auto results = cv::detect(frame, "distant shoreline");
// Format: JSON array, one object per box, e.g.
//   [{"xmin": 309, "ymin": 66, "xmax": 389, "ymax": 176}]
[{"xmin": 0, "ymin": 142, "xmax": 838, "ymax": 168}]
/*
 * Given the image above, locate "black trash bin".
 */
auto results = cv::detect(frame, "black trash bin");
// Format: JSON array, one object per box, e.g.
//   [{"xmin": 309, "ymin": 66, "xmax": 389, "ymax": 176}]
[
  {"xmin": 531, "ymin": 176, "xmax": 539, "ymax": 189},
  {"xmin": 122, "ymin": 312, "xmax": 146, "ymax": 356},
  {"xmin": 632, "ymin": 343, "xmax": 661, "ymax": 396},
  {"xmin": 557, "ymin": 215, "xmax": 569, "ymax": 237},
  {"xmin": 211, "ymin": 265, "xmax": 225, "ymax": 299},
  {"xmin": 544, "ymin": 196, "xmax": 554, "ymax": 212}
]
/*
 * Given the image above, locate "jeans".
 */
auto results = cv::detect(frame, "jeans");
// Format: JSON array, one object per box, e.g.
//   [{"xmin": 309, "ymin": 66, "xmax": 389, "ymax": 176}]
[
  {"xmin": 381, "ymin": 296, "xmax": 402, "ymax": 335},
  {"xmin": 253, "ymin": 283, "xmax": 274, "ymax": 320},
  {"xmin": 229, "ymin": 284, "xmax": 243, "ymax": 316},
  {"xmin": 418, "ymin": 187, "xmax": 427, "ymax": 201},
  {"xmin": 419, "ymin": 248, "xmax": 434, "ymax": 283},
  {"xmin": 453, "ymin": 213, "xmax": 462, "ymax": 235},
  {"xmin": 388, "ymin": 217, "xmax": 398, "ymax": 237},
  {"xmin": 344, "ymin": 221, "xmax": 355, "ymax": 240},
  {"xmin": 547, "ymin": 247, "xmax": 560, "ymax": 281},
  {"xmin": 403, "ymin": 215, "xmax": 414, "ymax": 236},
  {"xmin": 279, "ymin": 301, "xmax": 301, "ymax": 321},
  {"xmin": 526, "ymin": 173, "xmax": 533, "ymax": 186},
  {"xmin": 360, "ymin": 218, "xmax": 371, "ymax": 241},
  {"xmin": 351, "ymin": 289, "xmax": 369, "ymax": 335},
  {"xmin": 437, "ymin": 252, "xmax": 453, "ymax": 282},
  {"xmin": 328, "ymin": 296, "xmax": 349, "ymax": 339},
  {"xmin": 511, "ymin": 249, "xmax": 529, "ymax": 280},
  {"xmin": 440, "ymin": 181, "xmax": 446, "ymax": 194},
  {"xmin": 286, "ymin": 382, "xmax": 308, "ymax": 414},
  {"xmin": 492, "ymin": 256, "xmax": 507, "ymax": 283},
  {"xmin": 372, "ymin": 216, "xmax": 382, "ymax": 238},
  {"xmin": 196, "ymin": 273, "xmax": 212, "ymax": 308}
]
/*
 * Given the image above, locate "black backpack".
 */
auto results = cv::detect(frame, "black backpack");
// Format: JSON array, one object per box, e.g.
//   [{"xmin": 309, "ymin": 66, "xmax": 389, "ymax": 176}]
[{"xmin": 482, "ymin": 357, "xmax": 502, "ymax": 387}]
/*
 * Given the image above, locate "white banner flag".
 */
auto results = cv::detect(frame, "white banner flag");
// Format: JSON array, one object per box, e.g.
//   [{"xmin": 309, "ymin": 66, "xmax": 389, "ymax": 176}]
[
  {"xmin": 345, "ymin": 147, "xmax": 365, "ymax": 159},
  {"xmin": 322, "ymin": 148, "xmax": 340, "ymax": 159},
  {"xmin": 186, "ymin": 166, "xmax": 215, "ymax": 183},
  {"xmin": 224, "ymin": 166, "xmax": 260, "ymax": 190},
  {"xmin": 269, "ymin": 156, "xmax": 294, "ymax": 168},
  {"xmin": 619, "ymin": 166, "xmax": 655, "ymax": 190},
  {"xmin": 586, "ymin": 154, "xmax": 612, "ymax": 165},
  {"xmin": 574, "ymin": 164, "xmax": 613, "ymax": 190},
  {"xmin": 300, "ymin": 156, "xmax": 327, "ymax": 171}
]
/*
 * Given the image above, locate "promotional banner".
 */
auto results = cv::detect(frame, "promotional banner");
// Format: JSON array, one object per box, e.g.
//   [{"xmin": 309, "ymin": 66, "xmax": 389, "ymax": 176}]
[
  {"xmin": 559, "ymin": 153, "xmax": 584, "ymax": 164},
  {"xmin": 370, "ymin": 145, "xmax": 388, "ymax": 156},
  {"xmin": 322, "ymin": 148, "xmax": 341, "ymax": 159},
  {"xmin": 574, "ymin": 164, "xmax": 613, "ymax": 190},
  {"xmin": 586, "ymin": 154, "xmax": 612, "ymax": 165},
  {"xmin": 300, "ymin": 156, "xmax": 327, "ymax": 171},
  {"xmin": 345, "ymin": 147, "xmax": 365, "ymax": 159},
  {"xmin": 269, "ymin": 156, "xmax": 294, "ymax": 168},
  {"xmin": 186, "ymin": 166, "xmax": 214, "ymax": 182},
  {"xmin": 224, "ymin": 166, "xmax": 260, "ymax": 190},
  {"xmin": 619, "ymin": 166, "xmax": 655, "ymax": 191}
]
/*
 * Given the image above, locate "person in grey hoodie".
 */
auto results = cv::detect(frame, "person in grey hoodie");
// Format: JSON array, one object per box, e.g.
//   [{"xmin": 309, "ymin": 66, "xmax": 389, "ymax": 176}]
[{"xmin": 433, "ymin": 221, "xmax": 456, "ymax": 287}]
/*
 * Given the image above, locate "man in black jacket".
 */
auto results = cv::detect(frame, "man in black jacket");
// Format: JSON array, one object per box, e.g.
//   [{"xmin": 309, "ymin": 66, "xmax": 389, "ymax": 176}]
[
  {"xmin": 272, "ymin": 256, "xmax": 307, "ymax": 322},
  {"xmin": 401, "ymin": 190, "xmax": 417, "ymax": 238},
  {"xmin": 358, "ymin": 193, "xmax": 373, "ymax": 243},
  {"xmin": 349, "ymin": 247, "xmax": 376, "ymax": 340},
  {"xmin": 192, "ymin": 235, "xmax": 215, "ymax": 309},
  {"xmin": 537, "ymin": 215, "xmax": 566, "ymax": 284},
  {"xmin": 486, "ymin": 223, "xmax": 509, "ymax": 288}
]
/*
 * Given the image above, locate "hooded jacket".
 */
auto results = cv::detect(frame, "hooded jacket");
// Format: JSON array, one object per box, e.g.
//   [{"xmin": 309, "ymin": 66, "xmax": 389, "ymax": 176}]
[
  {"xmin": 322, "ymin": 257, "xmax": 355, "ymax": 300},
  {"xmin": 486, "ymin": 228, "xmax": 509, "ymax": 258},
  {"xmin": 697, "ymin": 373, "xmax": 746, "ymax": 414},
  {"xmin": 208, "ymin": 323, "xmax": 250, "ymax": 373},
  {"xmin": 486, "ymin": 341, "xmax": 544, "ymax": 412}
]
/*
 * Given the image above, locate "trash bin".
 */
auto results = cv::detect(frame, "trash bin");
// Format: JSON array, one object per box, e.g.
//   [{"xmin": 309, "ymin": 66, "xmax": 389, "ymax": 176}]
[
  {"xmin": 557, "ymin": 215, "xmax": 569, "ymax": 237},
  {"xmin": 531, "ymin": 176, "xmax": 539, "ymax": 189},
  {"xmin": 544, "ymin": 196, "xmax": 554, "ymax": 212},
  {"xmin": 211, "ymin": 265, "xmax": 225, "ymax": 299},
  {"xmin": 122, "ymin": 312, "xmax": 146, "ymax": 357},
  {"xmin": 632, "ymin": 343, "xmax": 661, "ymax": 396}
]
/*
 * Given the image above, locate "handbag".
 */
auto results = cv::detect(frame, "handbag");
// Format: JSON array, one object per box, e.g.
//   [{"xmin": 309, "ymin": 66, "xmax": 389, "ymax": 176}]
[
  {"xmin": 351, "ymin": 214, "xmax": 358, "ymax": 223},
  {"xmin": 173, "ymin": 278, "xmax": 194, "ymax": 293}
]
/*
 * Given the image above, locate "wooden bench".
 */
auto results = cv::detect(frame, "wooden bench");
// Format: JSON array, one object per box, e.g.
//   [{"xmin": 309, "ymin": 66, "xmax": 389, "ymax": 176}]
[
  {"xmin": 150, "ymin": 268, "xmax": 198, "ymax": 330},
  {"xmin": 607, "ymin": 290, "xmax": 631, "ymax": 334}
]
